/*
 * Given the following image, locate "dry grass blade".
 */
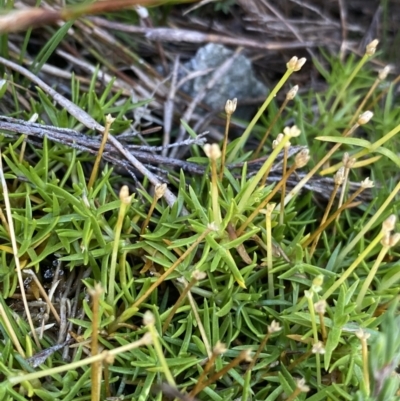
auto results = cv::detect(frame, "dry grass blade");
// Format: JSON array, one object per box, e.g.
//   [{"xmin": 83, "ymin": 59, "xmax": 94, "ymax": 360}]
[
  {"xmin": 0, "ymin": 0, "xmax": 183, "ymax": 33},
  {"xmin": 0, "ymin": 150, "xmax": 41, "ymax": 349}
]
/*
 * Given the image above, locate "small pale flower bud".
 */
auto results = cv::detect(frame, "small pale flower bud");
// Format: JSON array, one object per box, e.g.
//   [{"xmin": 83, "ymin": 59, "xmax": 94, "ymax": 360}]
[
  {"xmin": 225, "ymin": 98, "xmax": 237, "ymax": 115},
  {"xmin": 287, "ymin": 56, "xmax": 299, "ymax": 71},
  {"xmin": 294, "ymin": 57, "xmax": 307, "ymax": 71},
  {"xmin": 296, "ymin": 378, "xmax": 310, "ymax": 393},
  {"xmin": 357, "ymin": 111, "xmax": 373, "ymax": 125},
  {"xmin": 142, "ymin": 332, "xmax": 153, "ymax": 345},
  {"xmin": 155, "ymin": 183, "xmax": 167, "ymax": 200},
  {"xmin": 389, "ymin": 233, "xmax": 400, "ymax": 247},
  {"xmin": 382, "ymin": 214, "xmax": 396, "ymax": 233},
  {"xmin": 295, "ymin": 148, "xmax": 310, "ymax": 168},
  {"xmin": 213, "ymin": 341, "xmax": 227, "ymax": 355},
  {"xmin": 360, "ymin": 177, "xmax": 374, "ymax": 189},
  {"xmin": 355, "ymin": 328, "xmax": 371, "ymax": 340},
  {"xmin": 272, "ymin": 133, "xmax": 284, "ymax": 149},
  {"xmin": 312, "ymin": 341, "xmax": 326, "ymax": 354},
  {"xmin": 204, "ymin": 143, "xmax": 221, "ymax": 160},
  {"xmin": 283, "ymin": 125, "xmax": 301, "ymax": 138},
  {"xmin": 143, "ymin": 310, "xmax": 155, "ymax": 326},
  {"xmin": 304, "ymin": 290, "xmax": 313, "ymax": 299},
  {"xmin": 365, "ymin": 39, "xmax": 379, "ymax": 56},
  {"xmin": 314, "ymin": 300, "xmax": 327, "ymax": 314},
  {"xmin": 266, "ymin": 203, "xmax": 276, "ymax": 215},
  {"xmin": 287, "ymin": 56, "xmax": 306, "ymax": 71},
  {"xmin": 334, "ymin": 167, "xmax": 345, "ymax": 186},
  {"xmin": 192, "ymin": 270, "xmax": 207, "ymax": 281},
  {"xmin": 242, "ymin": 350, "xmax": 253, "ymax": 362},
  {"xmin": 119, "ymin": 185, "xmax": 132, "ymax": 205},
  {"xmin": 379, "ymin": 66, "xmax": 390, "ymax": 81},
  {"xmin": 286, "ymin": 85, "xmax": 299, "ymax": 100},
  {"xmin": 106, "ymin": 114, "xmax": 116, "ymax": 125},
  {"xmin": 312, "ymin": 275, "xmax": 324, "ymax": 289},
  {"xmin": 207, "ymin": 222, "xmax": 219, "ymax": 232},
  {"xmin": 135, "ymin": 5, "xmax": 149, "ymax": 19},
  {"xmin": 268, "ymin": 320, "xmax": 282, "ymax": 334},
  {"xmin": 345, "ymin": 157, "xmax": 356, "ymax": 168},
  {"xmin": 104, "ymin": 353, "xmax": 115, "ymax": 364},
  {"xmin": 381, "ymin": 231, "xmax": 391, "ymax": 247}
]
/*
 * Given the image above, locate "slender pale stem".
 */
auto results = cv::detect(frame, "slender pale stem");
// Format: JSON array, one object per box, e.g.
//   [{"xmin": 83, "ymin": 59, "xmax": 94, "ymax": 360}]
[
  {"xmin": 265, "ymin": 205, "xmax": 275, "ymax": 299},
  {"xmin": 220, "ymin": 114, "xmax": 231, "ymax": 180},
  {"xmin": 279, "ymin": 123, "xmax": 360, "ymax": 210},
  {"xmin": 237, "ymin": 164, "xmax": 297, "ymax": 237},
  {"xmin": 279, "ymin": 146, "xmax": 288, "ymax": 225},
  {"xmin": 330, "ymin": 53, "xmax": 371, "ymax": 114},
  {"xmin": 356, "ymin": 246, "xmax": 389, "ymax": 311},
  {"xmin": 0, "ymin": 149, "xmax": 40, "ymax": 348},
  {"xmin": 90, "ymin": 283, "xmax": 103, "ymax": 401},
  {"xmin": 108, "ymin": 190, "xmax": 131, "ymax": 306},
  {"xmin": 88, "ymin": 116, "xmax": 113, "ymax": 190},
  {"xmin": 323, "ymin": 231, "xmax": 384, "ymax": 300},
  {"xmin": 228, "ymin": 69, "xmax": 293, "ymax": 163},
  {"xmin": 131, "ymin": 228, "xmax": 213, "ymax": 310},
  {"xmin": 309, "ymin": 183, "xmax": 340, "ymax": 257},
  {"xmin": 237, "ymin": 135, "xmax": 291, "ymax": 213},
  {"xmin": 253, "ymin": 98, "xmax": 289, "ymax": 159},
  {"xmin": 9, "ymin": 333, "xmax": 152, "ymax": 385},
  {"xmin": 337, "ymin": 181, "xmax": 400, "ymax": 265}
]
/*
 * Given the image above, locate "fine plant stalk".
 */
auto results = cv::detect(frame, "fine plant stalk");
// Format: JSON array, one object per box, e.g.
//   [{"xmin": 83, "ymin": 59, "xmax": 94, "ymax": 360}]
[
  {"xmin": 0, "ymin": 149, "xmax": 40, "ymax": 348},
  {"xmin": 130, "ymin": 226, "xmax": 214, "ymax": 311},
  {"xmin": 191, "ymin": 351, "xmax": 251, "ymax": 397},
  {"xmin": 220, "ymin": 99, "xmax": 236, "ymax": 179},
  {"xmin": 0, "ymin": 303, "xmax": 25, "ymax": 357},
  {"xmin": 89, "ymin": 283, "xmax": 103, "ymax": 401},
  {"xmin": 245, "ymin": 332, "xmax": 271, "ymax": 373},
  {"xmin": 253, "ymin": 97, "xmax": 290, "ymax": 160},
  {"xmin": 279, "ymin": 146, "xmax": 289, "ymax": 225},
  {"xmin": 186, "ymin": 287, "xmax": 212, "ymax": 358},
  {"xmin": 303, "ymin": 188, "xmax": 364, "ymax": 247},
  {"xmin": 108, "ymin": 186, "xmax": 132, "ymax": 306},
  {"xmin": 191, "ymin": 343, "xmax": 225, "ymax": 396},
  {"xmin": 220, "ymin": 112, "xmax": 231, "ymax": 180},
  {"xmin": 356, "ymin": 330, "xmax": 371, "ymax": 396},
  {"xmin": 321, "ymin": 122, "xmax": 400, "ymax": 176},
  {"xmin": 237, "ymin": 163, "xmax": 297, "ymax": 236},
  {"xmin": 280, "ymin": 121, "xmax": 361, "ymax": 209},
  {"xmin": 211, "ymin": 156, "xmax": 221, "ymax": 226},
  {"xmin": 330, "ymin": 45, "xmax": 375, "ymax": 114},
  {"xmin": 348, "ymin": 73, "xmax": 382, "ymax": 127},
  {"xmin": 309, "ymin": 181, "xmax": 341, "ymax": 257},
  {"xmin": 322, "ymin": 231, "xmax": 384, "ymax": 300},
  {"xmin": 144, "ymin": 311, "xmax": 175, "ymax": 386},
  {"xmin": 9, "ymin": 333, "xmax": 153, "ymax": 385},
  {"xmin": 162, "ymin": 272, "xmax": 205, "ymax": 334},
  {"xmin": 356, "ymin": 245, "xmax": 390, "ymax": 311},
  {"xmin": 228, "ymin": 69, "xmax": 293, "ymax": 163},
  {"xmin": 237, "ymin": 135, "xmax": 291, "ymax": 212},
  {"xmin": 88, "ymin": 114, "xmax": 113, "ymax": 190},
  {"xmin": 265, "ymin": 204, "xmax": 275, "ymax": 299},
  {"xmin": 25, "ymin": 269, "xmax": 61, "ymax": 324},
  {"xmin": 305, "ymin": 290, "xmax": 321, "ymax": 386},
  {"xmin": 141, "ymin": 185, "xmax": 165, "ymax": 235},
  {"xmin": 337, "ymin": 180, "xmax": 400, "ymax": 265}
]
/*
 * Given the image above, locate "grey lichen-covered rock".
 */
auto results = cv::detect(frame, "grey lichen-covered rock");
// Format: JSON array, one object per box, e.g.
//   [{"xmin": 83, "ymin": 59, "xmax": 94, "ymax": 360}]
[{"xmin": 182, "ymin": 43, "xmax": 268, "ymax": 121}]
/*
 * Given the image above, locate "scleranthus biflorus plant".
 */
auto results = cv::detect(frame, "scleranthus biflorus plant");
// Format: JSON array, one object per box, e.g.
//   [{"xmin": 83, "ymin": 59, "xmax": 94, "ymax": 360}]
[{"xmin": 0, "ymin": 29, "xmax": 399, "ymax": 401}]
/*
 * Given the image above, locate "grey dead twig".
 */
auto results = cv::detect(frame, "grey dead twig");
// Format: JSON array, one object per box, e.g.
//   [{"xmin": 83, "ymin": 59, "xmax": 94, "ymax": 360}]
[
  {"xmin": 0, "ymin": 116, "xmax": 372, "ymax": 202},
  {"xmin": 0, "ymin": 56, "xmax": 182, "ymax": 210}
]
